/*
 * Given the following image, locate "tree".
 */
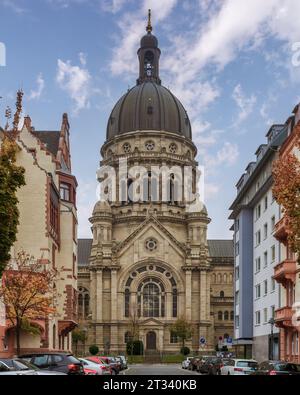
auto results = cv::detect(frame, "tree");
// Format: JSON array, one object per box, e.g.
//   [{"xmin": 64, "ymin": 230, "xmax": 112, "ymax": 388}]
[
  {"xmin": 170, "ymin": 317, "xmax": 193, "ymax": 349},
  {"xmin": 0, "ymin": 251, "xmax": 56, "ymax": 355},
  {"xmin": 72, "ymin": 328, "xmax": 88, "ymax": 356},
  {"xmin": 273, "ymin": 125, "xmax": 300, "ymax": 262},
  {"xmin": 89, "ymin": 345, "xmax": 99, "ymax": 356},
  {"xmin": 126, "ymin": 302, "xmax": 142, "ymax": 357},
  {"xmin": 0, "ymin": 136, "xmax": 25, "ymax": 277}
]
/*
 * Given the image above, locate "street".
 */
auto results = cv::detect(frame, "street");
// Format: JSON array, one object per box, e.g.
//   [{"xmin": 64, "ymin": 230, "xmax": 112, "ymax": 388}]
[{"xmin": 122, "ymin": 364, "xmax": 200, "ymax": 376}]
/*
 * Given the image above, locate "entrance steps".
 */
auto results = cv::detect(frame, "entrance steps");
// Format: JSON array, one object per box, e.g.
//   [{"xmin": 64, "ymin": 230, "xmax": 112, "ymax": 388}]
[{"xmin": 144, "ymin": 350, "xmax": 161, "ymax": 364}]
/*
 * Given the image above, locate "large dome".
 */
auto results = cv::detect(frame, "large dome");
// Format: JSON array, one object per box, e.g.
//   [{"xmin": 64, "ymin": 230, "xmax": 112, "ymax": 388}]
[{"xmin": 106, "ymin": 81, "xmax": 192, "ymax": 140}]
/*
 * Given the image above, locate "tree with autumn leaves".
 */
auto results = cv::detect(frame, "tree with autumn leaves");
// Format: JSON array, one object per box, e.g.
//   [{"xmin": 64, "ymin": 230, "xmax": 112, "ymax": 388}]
[
  {"xmin": 0, "ymin": 252, "xmax": 57, "ymax": 355},
  {"xmin": 273, "ymin": 125, "xmax": 300, "ymax": 262}
]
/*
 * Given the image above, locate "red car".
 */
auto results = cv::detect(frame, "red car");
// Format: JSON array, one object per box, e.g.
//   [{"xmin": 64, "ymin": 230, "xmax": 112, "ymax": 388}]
[{"xmin": 87, "ymin": 357, "xmax": 119, "ymax": 375}]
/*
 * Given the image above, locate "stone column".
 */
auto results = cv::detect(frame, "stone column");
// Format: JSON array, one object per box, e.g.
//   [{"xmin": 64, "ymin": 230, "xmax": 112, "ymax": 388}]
[
  {"xmin": 90, "ymin": 270, "xmax": 97, "ymax": 320},
  {"xmin": 200, "ymin": 270, "xmax": 208, "ymax": 321},
  {"xmin": 166, "ymin": 292, "xmax": 172, "ymax": 320},
  {"xmin": 96, "ymin": 270, "xmax": 103, "ymax": 321},
  {"xmin": 110, "ymin": 269, "xmax": 118, "ymax": 352},
  {"xmin": 185, "ymin": 270, "xmax": 192, "ymax": 321}
]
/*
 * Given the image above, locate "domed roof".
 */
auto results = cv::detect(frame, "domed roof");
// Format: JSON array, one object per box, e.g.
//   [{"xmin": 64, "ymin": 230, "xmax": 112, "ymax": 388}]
[
  {"xmin": 107, "ymin": 81, "xmax": 192, "ymax": 140},
  {"xmin": 93, "ymin": 200, "xmax": 112, "ymax": 215},
  {"xmin": 140, "ymin": 32, "xmax": 158, "ymax": 48}
]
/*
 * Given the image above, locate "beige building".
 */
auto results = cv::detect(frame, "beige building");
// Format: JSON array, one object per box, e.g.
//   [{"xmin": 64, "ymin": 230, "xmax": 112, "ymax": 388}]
[
  {"xmin": 0, "ymin": 112, "xmax": 78, "ymax": 357},
  {"xmin": 77, "ymin": 19, "xmax": 234, "ymax": 355}
]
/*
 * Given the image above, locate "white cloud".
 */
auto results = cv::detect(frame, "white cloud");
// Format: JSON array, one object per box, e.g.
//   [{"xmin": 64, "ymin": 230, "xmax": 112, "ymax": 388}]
[
  {"xmin": 56, "ymin": 55, "xmax": 92, "ymax": 114},
  {"xmin": 232, "ymin": 84, "xmax": 257, "ymax": 126},
  {"xmin": 28, "ymin": 73, "xmax": 45, "ymax": 101},
  {"xmin": 101, "ymin": 0, "xmax": 128, "ymax": 13}
]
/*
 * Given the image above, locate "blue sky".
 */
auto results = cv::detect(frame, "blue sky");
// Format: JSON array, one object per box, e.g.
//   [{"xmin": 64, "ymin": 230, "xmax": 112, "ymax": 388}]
[{"xmin": 1, "ymin": 0, "xmax": 300, "ymax": 240}]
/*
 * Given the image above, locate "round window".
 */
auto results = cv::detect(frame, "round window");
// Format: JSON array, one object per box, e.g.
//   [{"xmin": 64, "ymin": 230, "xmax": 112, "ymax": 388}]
[
  {"xmin": 169, "ymin": 143, "xmax": 178, "ymax": 153},
  {"xmin": 145, "ymin": 238, "xmax": 158, "ymax": 251},
  {"xmin": 123, "ymin": 143, "xmax": 131, "ymax": 153},
  {"xmin": 145, "ymin": 141, "xmax": 155, "ymax": 151}
]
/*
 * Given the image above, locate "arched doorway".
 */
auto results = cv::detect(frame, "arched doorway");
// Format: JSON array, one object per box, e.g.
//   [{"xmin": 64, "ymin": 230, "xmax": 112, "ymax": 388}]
[{"xmin": 146, "ymin": 331, "xmax": 157, "ymax": 350}]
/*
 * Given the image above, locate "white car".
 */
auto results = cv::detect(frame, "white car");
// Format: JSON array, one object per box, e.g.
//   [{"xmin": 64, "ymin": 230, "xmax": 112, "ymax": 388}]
[
  {"xmin": 220, "ymin": 359, "xmax": 258, "ymax": 375},
  {"xmin": 182, "ymin": 357, "xmax": 193, "ymax": 369},
  {"xmin": 79, "ymin": 358, "xmax": 111, "ymax": 375}
]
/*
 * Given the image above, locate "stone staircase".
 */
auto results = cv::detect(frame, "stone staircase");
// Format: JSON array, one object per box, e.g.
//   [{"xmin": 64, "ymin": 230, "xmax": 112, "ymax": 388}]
[{"xmin": 144, "ymin": 350, "xmax": 161, "ymax": 364}]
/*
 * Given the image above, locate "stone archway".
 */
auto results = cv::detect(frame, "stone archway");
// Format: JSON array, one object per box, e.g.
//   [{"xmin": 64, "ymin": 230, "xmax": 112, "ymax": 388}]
[{"xmin": 146, "ymin": 331, "xmax": 157, "ymax": 350}]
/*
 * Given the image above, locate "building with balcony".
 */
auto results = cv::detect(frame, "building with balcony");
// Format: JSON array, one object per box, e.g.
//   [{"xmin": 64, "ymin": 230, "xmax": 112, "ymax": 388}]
[
  {"xmin": 229, "ymin": 124, "xmax": 288, "ymax": 361},
  {"xmin": 273, "ymin": 103, "xmax": 300, "ymax": 363},
  {"xmin": 0, "ymin": 113, "xmax": 78, "ymax": 357}
]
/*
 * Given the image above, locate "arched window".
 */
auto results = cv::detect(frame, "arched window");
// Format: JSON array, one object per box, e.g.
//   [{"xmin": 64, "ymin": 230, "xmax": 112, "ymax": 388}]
[
  {"xmin": 224, "ymin": 311, "xmax": 229, "ymax": 320},
  {"xmin": 124, "ymin": 331, "xmax": 133, "ymax": 344},
  {"xmin": 218, "ymin": 274, "xmax": 222, "ymax": 283},
  {"xmin": 125, "ymin": 289, "xmax": 130, "ymax": 318},
  {"xmin": 220, "ymin": 291, "xmax": 225, "ymax": 298},
  {"xmin": 229, "ymin": 273, "xmax": 233, "ymax": 283},
  {"xmin": 78, "ymin": 287, "xmax": 89, "ymax": 320},
  {"xmin": 212, "ymin": 273, "xmax": 216, "ymax": 284},
  {"xmin": 137, "ymin": 278, "xmax": 165, "ymax": 318},
  {"xmin": 230, "ymin": 311, "xmax": 234, "ymax": 321},
  {"xmin": 223, "ymin": 274, "xmax": 227, "ymax": 283},
  {"xmin": 218, "ymin": 311, "xmax": 223, "ymax": 321}
]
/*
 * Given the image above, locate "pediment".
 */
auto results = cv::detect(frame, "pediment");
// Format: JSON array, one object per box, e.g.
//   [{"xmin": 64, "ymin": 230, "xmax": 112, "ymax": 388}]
[
  {"xmin": 113, "ymin": 215, "xmax": 186, "ymax": 257},
  {"xmin": 140, "ymin": 317, "xmax": 164, "ymax": 326}
]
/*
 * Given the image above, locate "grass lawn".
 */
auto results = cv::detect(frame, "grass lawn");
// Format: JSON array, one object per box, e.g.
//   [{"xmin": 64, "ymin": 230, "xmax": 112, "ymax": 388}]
[{"xmin": 161, "ymin": 354, "xmax": 185, "ymax": 364}]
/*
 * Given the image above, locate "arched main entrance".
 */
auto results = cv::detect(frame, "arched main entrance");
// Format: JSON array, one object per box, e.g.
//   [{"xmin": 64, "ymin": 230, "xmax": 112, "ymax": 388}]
[{"xmin": 146, "ymin": 331, "xmax": 157, "ymax": 350}]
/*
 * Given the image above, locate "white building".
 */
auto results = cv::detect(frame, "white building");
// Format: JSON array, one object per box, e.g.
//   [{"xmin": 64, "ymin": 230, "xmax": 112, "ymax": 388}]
[{"xmin": 230, "ymin": 125, "xmax": 288, "ymax": 361}]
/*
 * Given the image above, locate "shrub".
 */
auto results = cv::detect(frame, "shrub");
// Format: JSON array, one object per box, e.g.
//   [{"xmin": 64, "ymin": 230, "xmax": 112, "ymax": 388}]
[
  {"xmin": 89, "ymin": 345, "xmax": 99, "ymax": 356},
  {"xmin": 126, "ymin": 340, "xmax": 144, "ymax": 356},
  {"xmin": 180, "ymin": 346, "xmax": 190, "ymax": 356}
]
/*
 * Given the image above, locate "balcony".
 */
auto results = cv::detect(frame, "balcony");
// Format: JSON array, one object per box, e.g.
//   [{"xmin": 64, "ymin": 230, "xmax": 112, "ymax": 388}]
[
  {"xmin": 273, "ymin": 259, "xmax": 296, "ymax": 285},
  {"xmin": 275, "ymin": 306, "xmax": 294, "ymax": 328},
  {"xmin": 274, "ymin": 217, "xmax": 289, "ymax": 243}
]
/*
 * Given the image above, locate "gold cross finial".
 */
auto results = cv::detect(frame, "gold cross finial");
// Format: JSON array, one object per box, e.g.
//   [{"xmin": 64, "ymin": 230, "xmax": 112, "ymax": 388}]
[{"xmin": 146, "ymin": 9, "xmax": 152, "ymax": 33}]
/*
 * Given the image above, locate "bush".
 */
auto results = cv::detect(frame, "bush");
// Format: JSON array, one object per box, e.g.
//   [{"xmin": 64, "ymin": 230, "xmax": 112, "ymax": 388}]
[
  {"xmin": 180, "ymin": 346, "xmax": 190, "ymax": 356},
  {"xmin": 126, "ymin": 340, "xmax": 144, "ymax": 356},
  {"xmin": 89, "ymin": 345, "xmax": 99, "ymax": 355}
]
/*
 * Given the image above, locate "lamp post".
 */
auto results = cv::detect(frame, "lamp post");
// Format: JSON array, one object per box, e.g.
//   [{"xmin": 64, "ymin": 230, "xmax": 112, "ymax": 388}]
[{"xmin": 269, "ymin": 318, "xmax": 275, "ymax": 360}]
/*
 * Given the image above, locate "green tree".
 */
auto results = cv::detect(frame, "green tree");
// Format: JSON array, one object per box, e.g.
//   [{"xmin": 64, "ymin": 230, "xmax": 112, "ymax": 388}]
[
  {"xmin": 0, "ymin": 136, "xmax": 25, "ymax": 277},
  {"xmin": 72, "ymin": 328, "xmax": 87, "ymax": 356},
  {"xmin": 170, "ymin": 317, "xmax": 193, "ymax": 349}
]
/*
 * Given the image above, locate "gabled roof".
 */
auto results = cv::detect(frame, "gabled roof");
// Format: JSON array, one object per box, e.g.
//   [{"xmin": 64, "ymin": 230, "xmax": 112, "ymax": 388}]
[
  {"xmin": 78, "ymin": 239, "xmax": 93, "ymax": 266},
  {"xmin": 207, "ymin": 240, "xmax": 233, "ymax": 258},
  {"xmin": 32, "ymin": 131, "xmax": 60, "ymax": 157}
]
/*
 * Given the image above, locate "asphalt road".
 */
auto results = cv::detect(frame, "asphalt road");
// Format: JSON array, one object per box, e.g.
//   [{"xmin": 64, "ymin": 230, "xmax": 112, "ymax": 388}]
[{"xmin": 122, "ymin": 364, "xmax": 200, "ymax": 376}]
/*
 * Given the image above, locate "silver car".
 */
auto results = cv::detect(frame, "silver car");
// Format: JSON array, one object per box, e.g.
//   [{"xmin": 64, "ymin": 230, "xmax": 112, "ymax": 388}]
[
  {"xmin": 79, "ymin": 358, "xmax": 111, "ymax": 375},
  {"xmin": 0, "ymin": 359, "xmax": 66, "ymax": 375}
]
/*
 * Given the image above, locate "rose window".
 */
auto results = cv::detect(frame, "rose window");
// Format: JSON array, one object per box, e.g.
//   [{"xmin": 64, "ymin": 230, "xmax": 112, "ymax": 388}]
[
  {"xmin": 145, "ymin": 141, "xmax": 155, "ymax": 151},
  {"xmin": 123, "ymin": 143, "xmax": 131, "ymax": 153},
  {"xmin": 145, "ymin": 238, "xmax": 158, "ymax": 251},
  {"xmin": 169, "ymin": 143, "xmax": 178, "ymax": 153}
]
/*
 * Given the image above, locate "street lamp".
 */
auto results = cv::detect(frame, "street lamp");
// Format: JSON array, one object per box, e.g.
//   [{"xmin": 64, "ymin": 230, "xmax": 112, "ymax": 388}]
[{"xmin": 269, "ymin": 318, "xmax": 275, "ymax": 360}]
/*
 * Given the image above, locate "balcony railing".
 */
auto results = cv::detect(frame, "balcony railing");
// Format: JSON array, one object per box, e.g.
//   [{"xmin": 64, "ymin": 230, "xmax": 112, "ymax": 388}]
[
  {"xmin": 274, "ymin": 217, "xmax": 289, "ymax": 243},
  {"xmin": 275, "ymin": 306, "xmax": 294, "ymax": 328},
  {"xmin": 273, "ymin": 259, "xmax": 296, "ymax": 285}
]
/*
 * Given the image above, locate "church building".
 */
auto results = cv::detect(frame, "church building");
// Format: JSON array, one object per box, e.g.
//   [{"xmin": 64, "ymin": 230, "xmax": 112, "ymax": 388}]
[{"xmin": 77, "ymin": 13, "xmax": 234, "ymax": 354}]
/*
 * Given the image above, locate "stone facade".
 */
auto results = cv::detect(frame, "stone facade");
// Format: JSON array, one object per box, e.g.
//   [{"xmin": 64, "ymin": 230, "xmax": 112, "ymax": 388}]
[
  {"xmin": 0, "ymin": 114, "xmax": 78, "ymax": 357},
  {"xmin": 76, "ymin": 18, "xmax": 234, "ymax": 355}
]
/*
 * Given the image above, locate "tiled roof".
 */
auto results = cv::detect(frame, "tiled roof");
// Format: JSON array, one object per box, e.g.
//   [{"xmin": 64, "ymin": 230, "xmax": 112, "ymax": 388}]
[
  {"xmin": 32, "ymin": 131, "xmax": 60, "ymax": 156},
  {"xmin": 207, "ymin": 240, "xmax": 234, "ymax": 258},
  {"xmin": 77, "ymin": 238, "xmax": 234, "ymax": 265},
  {"xmin": 78, "ymin": 239, "xmax": 93, "ymax": 266}
]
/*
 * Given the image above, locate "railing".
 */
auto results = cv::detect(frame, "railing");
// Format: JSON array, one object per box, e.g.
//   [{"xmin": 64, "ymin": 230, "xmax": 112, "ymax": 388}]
[
  {"xmin": 273, "ymin": 259, "xmax": 296, "ymax": 284},
  {"xmin": 274, "ymin": 217, "xmax": 288, "ymax": 242},
  {"xmin": 275, "ymin": 306, "xmax": 294, "ymax": 327}
]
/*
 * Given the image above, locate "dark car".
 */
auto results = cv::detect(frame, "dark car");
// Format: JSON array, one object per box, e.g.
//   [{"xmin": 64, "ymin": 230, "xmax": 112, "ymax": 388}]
[
  {"xmin": 199, "ymin": 357, "xmax": 223, "ymax": 375},
  {"xmin": 0, "ymin": 358, "xmax": 66, "ymax": 375},
  {"xmin": 252, "ymin": 361, "xmax": 300, "ymax": 376},
  {"xmin": 188, "ymin": 357, "xmax": 201, "ymax": 371},
  {"xmin": 19, "ymin": 352, "xmax": 84, "ymax": 375}
]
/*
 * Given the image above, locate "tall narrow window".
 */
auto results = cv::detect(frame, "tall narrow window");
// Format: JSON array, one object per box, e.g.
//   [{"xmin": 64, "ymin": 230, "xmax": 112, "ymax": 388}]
[
  {"xmin": 125, "ymin": 289, "xmax": 130, "ymax": 318},
  {"xmin": 172, "ymin": 289, "xmax": 178, "ymax": 318}
]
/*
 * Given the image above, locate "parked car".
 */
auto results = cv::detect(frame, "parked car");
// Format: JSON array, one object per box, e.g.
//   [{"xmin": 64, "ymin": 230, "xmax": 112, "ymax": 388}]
[
  {"xmin": 199, "ymin": 357, "xmax": 223, "ymax": 375},
  {"xmin": 19, "ymin": 352, "xmax": 84, "ymax": 375},
  {"xmin": 0, "ymin": 358, "xmax": 66, "ymax": 375},
  {"xmin": 117, "ymin": 355, "xmax": 128, "ymax": 370},
  {"xmin": 188, "ymin": 357, "xmax": 201, "ymax": 371},
  {"xmin": 182, "ymin": 357, "xmax": 193, "ymax": 369},
  {"xmin": 220, "ymin": 359, "xmax": 258, "ymax": 375},
  {"xmin": 86, "ymin": 356, "xmax": 119, "ymax": 375},
  {"xmin": 111, "ymin": 356, "xmax": 122, "ymax": 371},
  {"xmin": 79, "ymin": 358, "xmax": 111, "ymax": 375},
  {"xmin": 251, "ymin": 361, "xmax": 300, "ymax": 376},
  {"xmin": 196, "ymin": 356, "xmax": 214, "ymax": 373},
  {"xmin": 0, "ymin": 360, "xmax": 37, "ymax": 375}
]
